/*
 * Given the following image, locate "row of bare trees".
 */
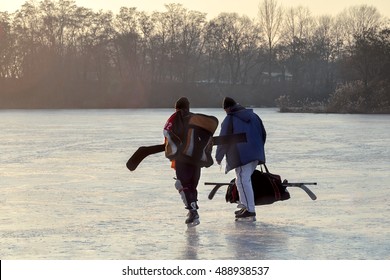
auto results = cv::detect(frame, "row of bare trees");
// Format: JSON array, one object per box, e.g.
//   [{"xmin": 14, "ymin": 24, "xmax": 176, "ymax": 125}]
[{"xmin": 0, "ymin": 0, "xmax": 389, "ymax": 111}]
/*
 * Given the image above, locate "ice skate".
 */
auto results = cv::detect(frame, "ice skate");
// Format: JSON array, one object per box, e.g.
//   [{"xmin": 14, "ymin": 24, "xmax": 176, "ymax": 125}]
[
  {"xmin": 186, "ymin": 210, "xmax": 200, "ymax": 227},
  {"xmin": 235, "ymin": 208, "xmax": 256, "ymax": 222},
  {"xmin": 234, "ymin": 206, "xmax": 247, "ymax": 215}
]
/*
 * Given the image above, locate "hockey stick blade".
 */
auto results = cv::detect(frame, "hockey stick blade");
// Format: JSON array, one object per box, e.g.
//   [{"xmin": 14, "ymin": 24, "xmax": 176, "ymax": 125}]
[
  {"xmin": 126, "ymin": 144, "xmax": 165, "ymax": 171},
  {"xmin": 285, "ymin": 184, "xmax": 317, "ymax": 200},
  {"xmin": 205, "ymin": 182, "xmax": 234, "ymax": 200}
]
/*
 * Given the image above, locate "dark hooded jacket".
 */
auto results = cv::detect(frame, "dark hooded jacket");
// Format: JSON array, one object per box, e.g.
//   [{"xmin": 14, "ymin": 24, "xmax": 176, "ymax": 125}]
[{"xmin": 215, "ymin": 104, "xmax": 266, "ymax": 173}]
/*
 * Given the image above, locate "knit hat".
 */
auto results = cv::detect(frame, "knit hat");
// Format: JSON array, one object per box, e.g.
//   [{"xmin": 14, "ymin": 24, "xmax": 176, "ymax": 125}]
[
  {"xmin": 175, "ymin": 97, "xmax": 190, "ymax": 110},
  {"xmin": 223, "ymin": 97, "xmax": 237, "ymax": 109}
]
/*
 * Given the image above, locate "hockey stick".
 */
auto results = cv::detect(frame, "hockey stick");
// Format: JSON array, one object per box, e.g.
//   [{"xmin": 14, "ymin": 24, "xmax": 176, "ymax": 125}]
[
  {"xmin": 282, "ymin": 182, "xmax": 317, "ymax": 200},
  {"xmin": 126, "ymin": 133, "xmax": 247, "ymax": 171},
  {"xmin": 205, "ymin": 182, "xmax": 317, "ymax": 200},
  {"xmin": 212, "ymin": 133, "xmax": 247, "ymax": 145},
  {"xmin": 204, "ymin": 182, "xmax": 234, "ymax": 200}
]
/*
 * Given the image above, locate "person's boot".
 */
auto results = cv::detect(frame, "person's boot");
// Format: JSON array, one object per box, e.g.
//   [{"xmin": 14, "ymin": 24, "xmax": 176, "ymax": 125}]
[
  {"xmin": 185, "ymin": 210, "xmax": 200, "ymax": 227},
  {"xmin": 235, "ymin": 208, "xmax": 256, "ymax": 221},
  {"xmin": 235, "ymin": 207, "xmax": 246, "ymax": 215}
]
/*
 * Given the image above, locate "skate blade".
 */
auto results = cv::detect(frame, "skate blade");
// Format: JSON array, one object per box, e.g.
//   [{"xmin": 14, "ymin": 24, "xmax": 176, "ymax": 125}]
[
  {"xmin": 187, "ymin": 219, "xmax": 200, "ymax": 228},
  {"xmin": 235, "ymin": 216, "xmax": 256, "ymax": 222}
]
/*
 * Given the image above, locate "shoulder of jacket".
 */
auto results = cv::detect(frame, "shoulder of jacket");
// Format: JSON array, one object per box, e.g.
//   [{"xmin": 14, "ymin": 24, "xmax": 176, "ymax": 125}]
[{"xmin": 167, "ymin": 111, "xmax": 179, "ymax": 121}]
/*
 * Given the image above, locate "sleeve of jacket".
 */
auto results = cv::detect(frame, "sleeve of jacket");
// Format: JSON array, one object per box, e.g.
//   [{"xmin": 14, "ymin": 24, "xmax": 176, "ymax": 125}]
[
  {"xmin": 215, "ymin": 116, "xmax": 231, "ymax": 162},
  {"xmin": 163, "ymin": 112, "xmax": 183, "ymax": 160},
  {"xmin": 258, "ymin": 116, "xmax": 266, "ymax": 143}
]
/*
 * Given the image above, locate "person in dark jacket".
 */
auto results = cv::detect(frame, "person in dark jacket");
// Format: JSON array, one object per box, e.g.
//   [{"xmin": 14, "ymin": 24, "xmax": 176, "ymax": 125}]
[
  {"xmin": 216, "ymin": 97, "xmax": 266, "ymax": 221},
  {"xmin": 164, "ymin": 97, "xmax": 218, "ymax": 227}
]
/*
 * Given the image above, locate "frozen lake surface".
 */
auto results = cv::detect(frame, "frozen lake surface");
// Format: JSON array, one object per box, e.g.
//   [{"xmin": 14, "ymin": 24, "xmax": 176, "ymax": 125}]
[{"xmin": 0, "ymin": 108, "xmax": 389, "ymax": 259}]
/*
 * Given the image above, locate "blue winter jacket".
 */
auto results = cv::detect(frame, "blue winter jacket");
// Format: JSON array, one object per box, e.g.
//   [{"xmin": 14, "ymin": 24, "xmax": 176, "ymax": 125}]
[{"xmin": 215, "ymin": 104, "xmax": 266, "ymax": 173}]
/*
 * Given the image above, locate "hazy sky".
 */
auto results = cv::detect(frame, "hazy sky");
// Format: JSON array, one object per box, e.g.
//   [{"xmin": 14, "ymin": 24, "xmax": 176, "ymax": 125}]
[{"xmin": 1, "ymin": 0, "xmax": 389, "ymax": 18}]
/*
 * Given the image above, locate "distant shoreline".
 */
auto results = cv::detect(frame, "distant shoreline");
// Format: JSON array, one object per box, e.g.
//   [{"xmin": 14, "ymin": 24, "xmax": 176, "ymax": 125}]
[
  {"xmin": 1, "ymin": 105, "xmax": 389, "ymax": 114},
  {"xmin": 278, "ymin": 106, "xmax": 390, "ymax": 114}
]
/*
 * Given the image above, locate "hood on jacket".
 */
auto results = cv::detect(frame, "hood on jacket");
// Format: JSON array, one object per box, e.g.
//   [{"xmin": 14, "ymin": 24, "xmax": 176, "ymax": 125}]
[{"xmin": 228, "ymin": 104, "xmax": 252, "ymax": 123}]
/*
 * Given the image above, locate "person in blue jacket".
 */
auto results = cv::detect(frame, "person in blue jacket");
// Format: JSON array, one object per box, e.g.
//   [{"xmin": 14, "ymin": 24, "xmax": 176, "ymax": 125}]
[{"xmin": 216, "ymin": 97, "xmax": 267, "ymax": 221}]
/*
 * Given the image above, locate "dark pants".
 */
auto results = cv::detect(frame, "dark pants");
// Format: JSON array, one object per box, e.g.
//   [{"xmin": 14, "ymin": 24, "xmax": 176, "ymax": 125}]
[{"xmin": 175, "ymin": 161, "xmax": 201, "ymax": 210}]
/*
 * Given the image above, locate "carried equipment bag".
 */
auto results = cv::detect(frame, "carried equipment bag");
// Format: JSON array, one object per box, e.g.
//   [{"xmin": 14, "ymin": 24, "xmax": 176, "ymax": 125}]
[{"xmin": 225, "ymin": 164, "xmax": 290, "ymax": 205}]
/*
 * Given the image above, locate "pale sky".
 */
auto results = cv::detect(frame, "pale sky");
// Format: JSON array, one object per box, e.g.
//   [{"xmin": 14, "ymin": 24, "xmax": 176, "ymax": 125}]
[{"xmin": 1, "ymin": 0, "xmax": 390, "ymax": 18}]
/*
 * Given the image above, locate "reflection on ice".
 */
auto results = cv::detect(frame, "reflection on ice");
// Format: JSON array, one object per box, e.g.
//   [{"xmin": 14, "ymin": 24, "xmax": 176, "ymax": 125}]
[{"xmin": 184, "ymin": 228, "xmax": 200, "ymax": 259}]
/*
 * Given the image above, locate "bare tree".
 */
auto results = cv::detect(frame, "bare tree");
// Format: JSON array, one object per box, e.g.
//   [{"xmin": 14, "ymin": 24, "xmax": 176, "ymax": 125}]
[
  {"xmin": 258, "ymin": 0, "xmax": 283, "ymax": 81},
  {"xmin": 0, "ymin": 12, "xmax": 17, "ymax": 78},
  {"xmin": 113, "ymin": 7, "xmax": 142, "ymax": 82},
  {"xmin": 279, "ymin": 6, "xmax": 314, "ymax": 87},
  {"xmin": 205, "ymin": 13, "xmax": 260, "ymax": 85},
  {"xmin": 312, "ymin": 16, "xmax": 340, "ymax": 89},
  {"xmin": 136, "ymin": 10, "xmax": 155, "ymax": 82},
  {"xmin": 282, "ymin": 6, "xmax": 314, "ymax": 42},
  {"xmin": 337, "ymin": 5, "xmax": 382, "ymax": 48},
  {"xmin": 177, "ymin": 9, "xmax": 207, "ymax": 83},
  {"xmin": 12, "ymin": 1, "xmax": 43, "ymax": 80}
]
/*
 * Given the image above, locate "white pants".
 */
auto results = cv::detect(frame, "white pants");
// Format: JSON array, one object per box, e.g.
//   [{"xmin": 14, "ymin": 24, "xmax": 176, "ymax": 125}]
[{"xmin": 234, "ymin": 160, "xmax": 258, "ymax": 213}]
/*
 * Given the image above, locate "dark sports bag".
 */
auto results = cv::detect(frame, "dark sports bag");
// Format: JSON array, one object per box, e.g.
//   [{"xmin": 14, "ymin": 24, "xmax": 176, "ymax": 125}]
[{"xmin": 225, "ymin": 164, "xmax": 290, "ymax": 205}]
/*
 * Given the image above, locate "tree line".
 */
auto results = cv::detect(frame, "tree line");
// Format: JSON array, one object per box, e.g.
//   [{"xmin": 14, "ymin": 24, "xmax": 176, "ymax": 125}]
[{"xmin": 0, "ymin": 0, "xmax": 389, "ymax": 112}]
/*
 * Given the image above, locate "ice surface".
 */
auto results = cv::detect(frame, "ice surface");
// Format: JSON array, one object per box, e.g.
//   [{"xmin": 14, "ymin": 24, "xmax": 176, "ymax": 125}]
[{"xmin": 0, "ymin": 108, "xmax": 389, "ymax": 259}]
